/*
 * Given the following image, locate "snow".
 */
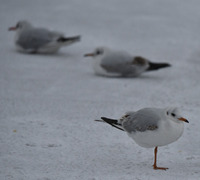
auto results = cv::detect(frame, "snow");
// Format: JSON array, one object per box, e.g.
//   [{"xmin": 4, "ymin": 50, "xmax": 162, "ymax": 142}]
[{"xmin": 1, "ymin": 0, "xmax": 200, "ymax": 179}]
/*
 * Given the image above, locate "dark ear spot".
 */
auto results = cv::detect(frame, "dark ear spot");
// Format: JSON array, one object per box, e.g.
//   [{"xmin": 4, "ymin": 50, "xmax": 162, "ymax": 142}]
[{"xmin": 167, "ymin": 111, "xmax": 169, "ymax": 115}]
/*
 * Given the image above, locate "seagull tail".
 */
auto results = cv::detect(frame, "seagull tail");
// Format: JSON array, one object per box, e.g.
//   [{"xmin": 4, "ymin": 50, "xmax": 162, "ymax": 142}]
[
  {"xmin": 57, "ymin": 35, "xmax": 81, "ymax": 45},
  {"xmin": 95, "ymin": 117, "xmax": 124, "ymax": 131},
  {"xmin": 147, "ymin": 61, "xmax": 171, "ymax": 71}
]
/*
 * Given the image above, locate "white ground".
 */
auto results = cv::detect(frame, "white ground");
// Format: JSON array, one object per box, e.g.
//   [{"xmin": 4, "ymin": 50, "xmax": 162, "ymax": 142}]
[{"xmin": 1, "ymin": 0, "xmax": 200, "ymax": 179}]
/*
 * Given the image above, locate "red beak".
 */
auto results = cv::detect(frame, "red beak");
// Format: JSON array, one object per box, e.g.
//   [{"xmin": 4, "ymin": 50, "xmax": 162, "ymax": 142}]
[
  {"xmin": 178, "ymin": 117, "xmax": 189, "ymax": 123},
  {"xmin": 84, "ymin": 53, "xmax": 94, "ymax": 57},
  {"xmin": 8, "ymin": 26, "xmax": 17, "ymax": 31}
]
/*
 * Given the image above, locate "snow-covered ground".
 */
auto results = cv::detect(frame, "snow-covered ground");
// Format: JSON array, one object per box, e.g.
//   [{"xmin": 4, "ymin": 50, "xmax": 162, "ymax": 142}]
[{"xmin": 1, "ymin": 0, "xmax": 200, "ymax": 179}]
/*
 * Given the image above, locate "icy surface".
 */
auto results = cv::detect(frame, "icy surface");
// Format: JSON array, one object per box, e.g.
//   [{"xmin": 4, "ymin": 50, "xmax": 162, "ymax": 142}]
[{"xmin": 1, "ymin": 0, "xmax": 200, "ymax": 179}]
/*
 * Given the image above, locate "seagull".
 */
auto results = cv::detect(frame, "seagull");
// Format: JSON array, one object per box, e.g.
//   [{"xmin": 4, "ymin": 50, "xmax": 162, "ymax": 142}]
[
  {"xmin": 95, "ymin": 107, "xmax": 189, "ymax": 170},
  {"xmin": 84, "ymin": 47, "xmax": 171, "ymax": 77},
  {"xmin": 8, "ymin": 20, "xmax": 81, "ymax": 54}
]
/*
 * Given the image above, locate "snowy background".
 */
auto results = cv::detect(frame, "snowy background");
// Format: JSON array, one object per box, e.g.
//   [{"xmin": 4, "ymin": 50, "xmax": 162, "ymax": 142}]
[{"xmin": 1, "ymin": 0, "xmax": 200, "ymax": 179}]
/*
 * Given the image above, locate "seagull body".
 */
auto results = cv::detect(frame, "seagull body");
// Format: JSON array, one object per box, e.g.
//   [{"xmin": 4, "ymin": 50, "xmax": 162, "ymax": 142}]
[
  {"xmin": 9, "ymin": 20, "xmax": 81, "ymax": 54},
  {"xmin": 84, "ymin": 47, "xmax": 171, "ymax": 77},
  {"xmin": 96, "ymin": 107, "xmax": 189, "ymax": 170}
]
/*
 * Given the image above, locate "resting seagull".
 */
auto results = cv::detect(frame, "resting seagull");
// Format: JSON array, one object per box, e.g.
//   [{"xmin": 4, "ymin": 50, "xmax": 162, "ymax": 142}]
[
  {"xmin": 84, "ymin": 47, "xmax": 171, "ymax": 77},
  {"xmin": 8, "ymin": 20, "xmax": 81, "ymax": 54}
]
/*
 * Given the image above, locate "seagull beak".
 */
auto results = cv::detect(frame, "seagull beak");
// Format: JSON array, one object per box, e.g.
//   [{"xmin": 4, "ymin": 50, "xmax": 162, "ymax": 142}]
[
  {"xmin": 8, "ymin": 26, "xmax": 17, "ymax": 31},
  {"xmin": 84, "ymin": 53, "xmax": 94, "ymax": 57},
  {"xmin": 178, "ymin": 117, "xmax": 189, "ymax": 123}
]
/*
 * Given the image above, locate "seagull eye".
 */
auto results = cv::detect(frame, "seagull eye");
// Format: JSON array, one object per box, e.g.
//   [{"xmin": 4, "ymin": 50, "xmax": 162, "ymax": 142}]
[
  {"xmin": 16, "ymin": 23, "xmax": 22, "ymax": 29},
  {"xmin": 16, "ymin": 23, "xmax": 20, "ymax": 28},
  {"xmin": 171, "ymin": 113, "xmax": 176, "ymax": 117},
  {"xmin": 166, "ymin": 111, "xmax": 169, "ymax": 115},
  {"xmin": 96, "ymin": 50, "xmax": 102, "ymax": 55}
]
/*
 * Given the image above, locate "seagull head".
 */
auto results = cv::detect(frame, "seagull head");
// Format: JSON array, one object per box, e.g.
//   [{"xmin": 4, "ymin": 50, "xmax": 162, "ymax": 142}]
[
  {"xmin": 8, "ymin": 20, "xmax": 32, "ymax": 32},
  {"xmin": 84, "ymin": 47, "xmax": 109, "ymax": 58},
  {"xmin": 165, "ymin": 107, "xmax": 189, "ymax": 123}
]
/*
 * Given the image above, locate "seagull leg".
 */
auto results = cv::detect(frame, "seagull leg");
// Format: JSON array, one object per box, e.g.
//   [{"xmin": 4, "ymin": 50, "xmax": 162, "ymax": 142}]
[{"xmin": 153, "ymin": 147, "xmax": 168, "ymax": 170}]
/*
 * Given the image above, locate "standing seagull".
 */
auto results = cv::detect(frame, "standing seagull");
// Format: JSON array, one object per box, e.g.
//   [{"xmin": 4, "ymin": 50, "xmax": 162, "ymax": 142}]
[
  {"xmin": 84, "ymin": 47, "xmax": 171, "ymax": 77},
  {"xmin": 95, "ymin": 107, "xmax": 189, "ymax": 170},
  {"xmin": 8, "ymin": 20, "xmax": 81, "ymax": 54}
]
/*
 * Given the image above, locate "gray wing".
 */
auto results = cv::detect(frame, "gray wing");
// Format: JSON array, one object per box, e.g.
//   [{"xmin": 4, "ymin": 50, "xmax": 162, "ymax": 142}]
[
  {"xmin": 122, "ymin": 108, "xmax": 161, "ymax": 133},
  {"xmin": 17, "ymin": 28, "xmax": 61, "ymax": 50},
  {"xmin": 100, "ymin": 52, "xmax": 140, "ymax": 76}
]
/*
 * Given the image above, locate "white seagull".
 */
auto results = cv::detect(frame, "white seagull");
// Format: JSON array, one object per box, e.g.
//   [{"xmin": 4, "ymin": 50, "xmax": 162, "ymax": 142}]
[
  {"xmin": 84, "ymin": 47, "xmax": 171, "ymax": 77},
  {"xmin": 8, "ymin": 20, "xmax": 81, "ymax": 54},
  {"xmin": 96, "ymin": 107, "xmax": 189, "ymax": 170}
]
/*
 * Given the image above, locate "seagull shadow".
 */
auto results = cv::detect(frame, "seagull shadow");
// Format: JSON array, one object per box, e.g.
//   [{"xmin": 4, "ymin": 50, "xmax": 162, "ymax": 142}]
[
  {"xmin": 10, "ymin": 48, "xmax": 80, "ymax": 60},
  {"xmin": 87, "ymin": 73, "xmax": 169, "ymax": 82}
]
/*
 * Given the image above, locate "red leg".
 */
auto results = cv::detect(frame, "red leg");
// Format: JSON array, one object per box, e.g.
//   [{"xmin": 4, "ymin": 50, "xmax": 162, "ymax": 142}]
[{"xmin": 153, "ymin": 147, "xmax": 168, "ymax": 170}]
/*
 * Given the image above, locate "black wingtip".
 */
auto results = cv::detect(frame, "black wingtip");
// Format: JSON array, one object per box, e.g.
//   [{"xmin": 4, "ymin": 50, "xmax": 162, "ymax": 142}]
[
  {"xmin": 147, "ymin": 61, "xmax": 171, "ymax": 71},
  {"xmin": 57, "ymin": 35, "xmax": 81, "ymax": 42},
  {"xmin": 94, "ymin": 119, "xmax": 103, "ymax": 122},
  {"xmin": 100, "ymin": 117, "xmax": 124, "ymax": 131},
  {"xmin": 101, "ymin": 117, "xmax": 117, "ymax": 123}
]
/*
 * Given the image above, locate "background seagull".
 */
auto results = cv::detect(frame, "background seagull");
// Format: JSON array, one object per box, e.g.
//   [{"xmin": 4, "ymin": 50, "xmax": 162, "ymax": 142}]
[
  {"xmin": 84, "ymin": 47, "xmax": 171, "ymax": 77},
  {"xmin": 8, "ymin": 20, "xmax": 81, "ymax": 54},
  {"xmin": 95, "ymin": 107, "xmax": 189, "ymax": 170}
]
